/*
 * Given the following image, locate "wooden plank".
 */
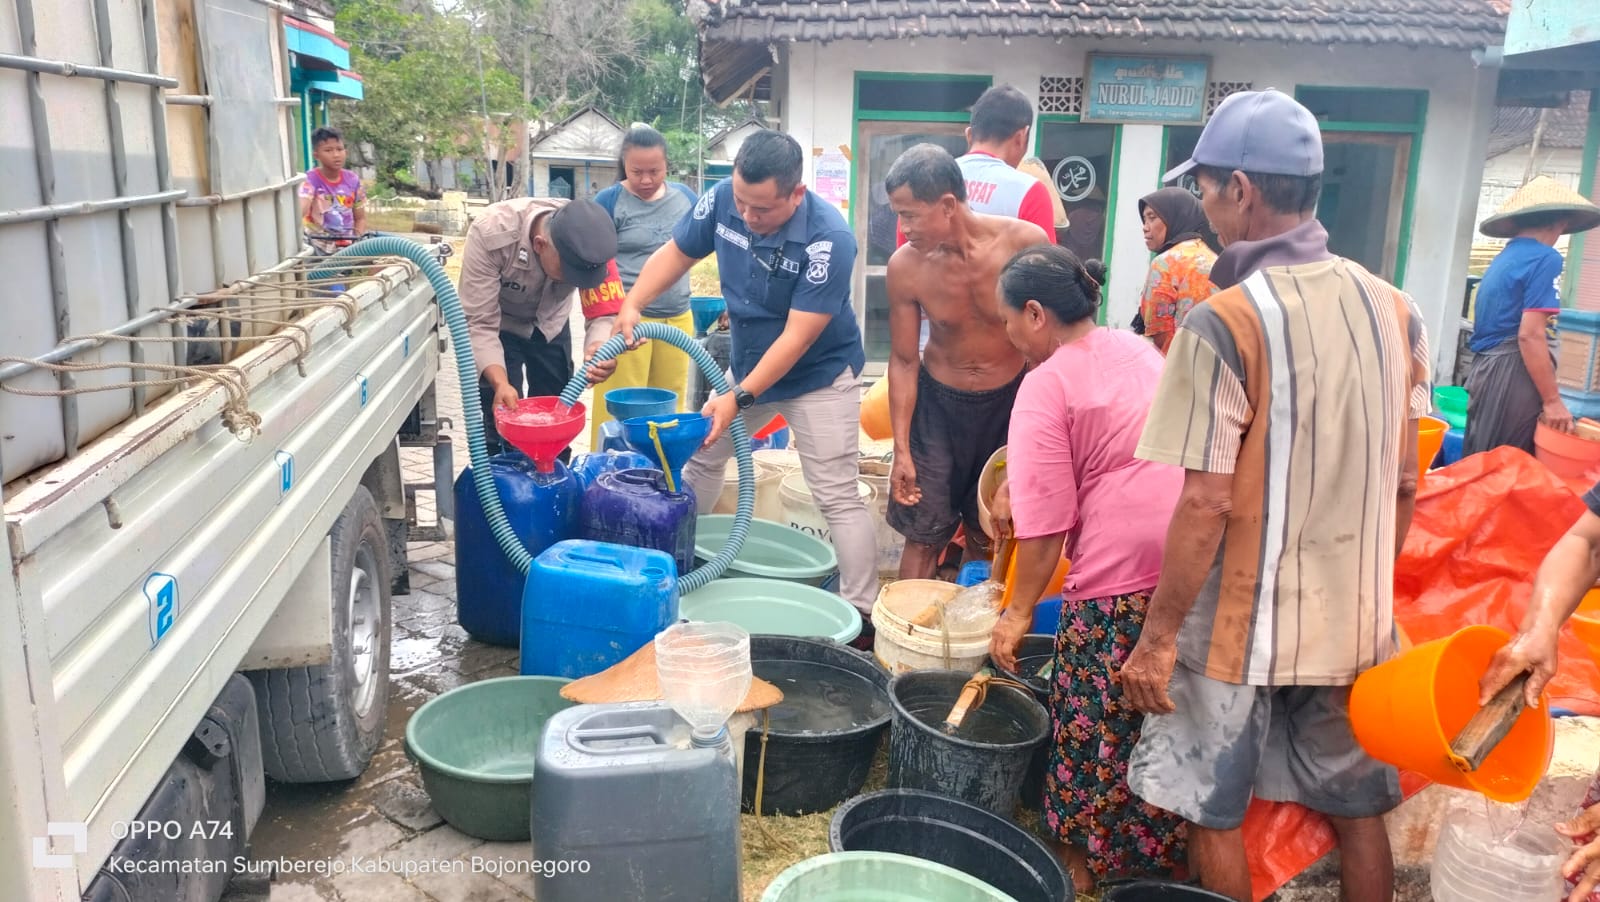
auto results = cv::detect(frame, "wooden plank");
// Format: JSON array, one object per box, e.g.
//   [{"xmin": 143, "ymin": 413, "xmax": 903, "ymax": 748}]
[{"xmin": 1448, "ymin": 673, "xmax": 1529, "ymax": 772}]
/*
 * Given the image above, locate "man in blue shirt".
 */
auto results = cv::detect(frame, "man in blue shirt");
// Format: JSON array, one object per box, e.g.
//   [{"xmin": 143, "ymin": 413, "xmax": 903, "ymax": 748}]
[
  {"xmin": 614, "ymin": 129, "xmax": 878, "ymax": 614},
  {"xmin": 1465, "ymin": 176, "xmax": 1600, "ymax": 456}
]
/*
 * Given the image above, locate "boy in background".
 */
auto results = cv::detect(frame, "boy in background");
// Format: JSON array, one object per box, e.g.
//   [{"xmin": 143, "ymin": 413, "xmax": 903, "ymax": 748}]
[{"xmin": 300, "ymin": 127, "xmax": 367, "ymax": 253}]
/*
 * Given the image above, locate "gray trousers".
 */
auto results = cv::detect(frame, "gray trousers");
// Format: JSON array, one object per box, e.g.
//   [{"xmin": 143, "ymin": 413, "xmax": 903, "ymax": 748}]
[{"xmin": 683, "ymin": 368, "xmax": 879, "ymax": 613}]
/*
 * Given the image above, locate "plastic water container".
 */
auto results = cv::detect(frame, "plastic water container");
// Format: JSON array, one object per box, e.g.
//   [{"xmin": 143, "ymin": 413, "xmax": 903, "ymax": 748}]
[
  {"xmin": 655, "ymin": 621, "xmax": 752, "ymax": 742},
  {"xmin": 532, "ymin": 702, "xmax": 742, "ymax": 901},
  {"xmin": 780, "ymin": 473, "xmax": 875, "ymax": 545},
  {"xmin": 597, "ymin": 419, "xmax": 629, "ymax": 453},
  {"xmin": 454, "ymin": 452, "xmax": 580, "ymax": 647},
  {"xmin": 1430, "ymin": 805, "xmax": 1565, "ymax": 901},
  {"xmin": 521, "ymin": 540, "xmax": 678, "ymax": 679},
  {"xmin": 570, "ymin": 449, "xmax": 656, "ymax": 490},
  {"xmin": 957, "ymin": 563, "xmax": 1061, "ymax": 634},
  {"xmin": 580, "ymin": 469, "xmax": 697, "ymax": 576},
  {"xmin": 713, "ymin": 458, "xmax": 783, "ymax": 522}
]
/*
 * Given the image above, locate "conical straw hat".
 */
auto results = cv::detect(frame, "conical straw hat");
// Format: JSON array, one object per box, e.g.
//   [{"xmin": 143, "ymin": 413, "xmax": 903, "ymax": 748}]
[
  {"xmin": 559, "ymin": 641, "xmax": 784, "ymax": 712},
  {"xmin": 1479, "ymin": 175, "xmax": 1600, "ymax": 238}
]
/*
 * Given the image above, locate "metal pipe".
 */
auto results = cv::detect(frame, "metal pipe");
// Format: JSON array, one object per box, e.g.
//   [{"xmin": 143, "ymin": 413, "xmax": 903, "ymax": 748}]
[
  {"xmin": 93, "ymin": 0, "xmax": 148, "ymax": 415},
  {"xmin": 0, "ymin": 189, "xmax": 188, "ymax": 225},
  {"xmin": 15, "ymin": 0, "xmax": 80, "ymax": 458},
  {"xmin": 141, "ymin": 0, "xmax": 185, "ymax": 356},
  {"xmin": 0, "ymin": 252, "xmax": 312, "ymax": 383},
  {"xmin": 176, "ymin": 175, "xmax": 305, "ymax": 207},
  {"xmin": 0, "ymin": 300, "xmax": 202, "ymax": 383},
  {"xmin": 0, "ymin": 51, "xmax": 178, "ymax": 89},
  {"xmin": 164, "ymin": 93, "xmax": 302, "ymax": 107}
]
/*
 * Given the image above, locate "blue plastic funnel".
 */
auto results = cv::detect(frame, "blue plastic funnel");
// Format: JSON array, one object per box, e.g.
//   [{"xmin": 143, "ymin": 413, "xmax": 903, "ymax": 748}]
[
  {"xmin": 604, "ymin": 387, "xmax": 678, "ymax": 422},
  {"xmin": 620, "ymin": 413, "xmax": 711, "ymax": 492}
]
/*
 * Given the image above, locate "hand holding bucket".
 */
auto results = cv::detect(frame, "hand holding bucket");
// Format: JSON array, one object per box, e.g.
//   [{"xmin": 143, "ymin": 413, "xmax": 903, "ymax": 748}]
[{"xmin": 1349, "ymin": 625, "xmax": 1553, "ymax": 803}]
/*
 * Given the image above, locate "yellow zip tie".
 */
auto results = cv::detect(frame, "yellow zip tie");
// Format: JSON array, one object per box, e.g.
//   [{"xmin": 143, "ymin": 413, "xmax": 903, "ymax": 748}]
[{"xmin": 648, "ymin": 418, "xmax": 681, "ymax": 493}]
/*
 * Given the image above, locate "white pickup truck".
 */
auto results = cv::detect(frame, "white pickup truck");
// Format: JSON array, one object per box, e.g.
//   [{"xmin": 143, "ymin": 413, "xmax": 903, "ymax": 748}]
[{"xmin": 1, "ymin": 2, "xmax": 448, "ymax": 900}]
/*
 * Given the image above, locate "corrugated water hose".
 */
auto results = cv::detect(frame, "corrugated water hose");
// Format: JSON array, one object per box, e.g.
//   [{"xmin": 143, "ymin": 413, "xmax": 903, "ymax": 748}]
[{"xmin": 327, "ymin": 237, "xmax": 753, "ymax": 592}]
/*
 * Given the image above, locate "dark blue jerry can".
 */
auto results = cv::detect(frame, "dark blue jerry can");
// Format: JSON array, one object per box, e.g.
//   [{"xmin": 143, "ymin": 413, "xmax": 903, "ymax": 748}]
[
  {"xmin": 580, "ymin": 468, "xmax": 698, "ymax": 576},
  {"xmin": 454, "ymin": 451, "xmax": 580, "ymax": 646}
]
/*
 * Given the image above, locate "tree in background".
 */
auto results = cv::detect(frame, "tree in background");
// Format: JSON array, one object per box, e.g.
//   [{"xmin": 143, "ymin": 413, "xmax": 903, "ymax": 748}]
[{"xmin": 330, "ymin": 0, "xmax": 522, "ymax": 193}]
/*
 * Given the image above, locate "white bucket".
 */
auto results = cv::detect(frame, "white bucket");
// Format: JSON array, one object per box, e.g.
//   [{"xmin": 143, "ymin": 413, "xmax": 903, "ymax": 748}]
[
  {"xmin": 871, "ymin": 580, "xmax": 996, "ymax": 675},
  {"xmin": 754, "ymin": 448, "xmax": 804, "ymax": 479},
  {"xmin": 713, "ymin": 458, "xmax": 783, "ymax": 522},
  {"xmin": 778, "ymin": 472, "xmax": 874, "ymax": 546},
  {"xmin": 858, "ymin": 458, "xmax": 905, "ymax": 577}
]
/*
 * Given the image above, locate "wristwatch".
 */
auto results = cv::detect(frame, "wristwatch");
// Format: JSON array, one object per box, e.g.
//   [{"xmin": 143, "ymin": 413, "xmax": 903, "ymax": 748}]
[{"xmin": 733, "ymin": 384, "xmax": 757, "ymax": 410}]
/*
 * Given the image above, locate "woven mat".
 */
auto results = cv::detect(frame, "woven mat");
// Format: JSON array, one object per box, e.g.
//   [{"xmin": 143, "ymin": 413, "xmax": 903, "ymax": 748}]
[{"xmin": 560, "ymin": 642, "xmax": 783, "ymax": 712}]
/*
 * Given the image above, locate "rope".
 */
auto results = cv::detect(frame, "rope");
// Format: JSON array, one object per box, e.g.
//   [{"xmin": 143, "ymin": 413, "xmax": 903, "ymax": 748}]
[
  {"xmin": 941, "ymin": 672, "xmax": 1030, "ymax": 733},
  {"xmin": 0, "ymin": 357, "xmax": 261, "ymax": 439},
  {"xmin": 647, "ymin": 418, "xmax": 681, "ymax": 493}
]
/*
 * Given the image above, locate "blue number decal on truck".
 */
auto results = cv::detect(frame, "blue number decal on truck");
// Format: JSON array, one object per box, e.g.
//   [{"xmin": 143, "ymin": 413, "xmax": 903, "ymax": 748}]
[
  {"xmin": 357, "ymin": 374, "xmax": 369, "ymax": 408},
  {"xmin": 275, "ymin": 450, "xmax": 294, "ymax": 497},
  {"xmin": 145, "ymin": 573, "xmax": 180, "ymax": 647}
]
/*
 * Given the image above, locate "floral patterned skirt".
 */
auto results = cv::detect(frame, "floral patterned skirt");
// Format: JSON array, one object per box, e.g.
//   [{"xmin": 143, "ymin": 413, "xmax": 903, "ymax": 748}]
[{"xmin": 1040, "ymin": 590, "xmax": 1187, "ymax": 881}]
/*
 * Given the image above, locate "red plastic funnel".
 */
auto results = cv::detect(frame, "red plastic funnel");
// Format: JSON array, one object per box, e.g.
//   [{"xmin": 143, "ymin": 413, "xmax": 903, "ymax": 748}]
[{"xmin": 494, "ymin": 397, "xmax": 586, "ymax": 473}]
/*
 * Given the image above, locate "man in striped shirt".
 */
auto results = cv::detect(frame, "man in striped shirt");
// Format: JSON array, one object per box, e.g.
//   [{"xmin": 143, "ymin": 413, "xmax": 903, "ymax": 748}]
[{"xmin": 1120, "ymin": 91, "xmax": 1430, "ymax": 902}]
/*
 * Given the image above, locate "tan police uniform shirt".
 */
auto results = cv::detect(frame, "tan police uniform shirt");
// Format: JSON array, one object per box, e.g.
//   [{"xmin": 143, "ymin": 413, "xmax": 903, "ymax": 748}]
[{"xmin": 457, "ymin": 197, "xmax": 615, "ymax": 375}]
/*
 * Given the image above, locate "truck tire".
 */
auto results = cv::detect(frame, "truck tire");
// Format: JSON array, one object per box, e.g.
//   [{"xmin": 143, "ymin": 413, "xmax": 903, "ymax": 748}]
[{"xmin": 249, "ymin": 487, "xmax": 392, "ymax": 782}]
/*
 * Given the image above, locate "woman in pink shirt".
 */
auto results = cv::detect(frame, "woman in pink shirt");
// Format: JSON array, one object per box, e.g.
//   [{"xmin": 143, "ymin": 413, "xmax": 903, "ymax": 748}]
[{"xmin": 988, "ymin": 244, "xmax": 1186, "ymax": 891}]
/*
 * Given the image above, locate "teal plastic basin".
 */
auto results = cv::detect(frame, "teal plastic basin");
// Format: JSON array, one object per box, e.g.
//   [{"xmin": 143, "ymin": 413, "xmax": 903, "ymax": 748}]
[
  {"xmin": 1435, "ymin": 385, "xmax": 1469, "ymax": 431},
  {"xmin": 681, "ymin": 578, "xmax": 862, "ymax": 643},
  {"xmin": 404, "ymin": 676, "xmax": 573, "ymax": 841},
  {"xmin": 694, "ymin": 514, "xmax": 838, "ymax": 586},
  {"xmin": 762, "ymin": 852, "xmax": 1015, "ymax": 901}
]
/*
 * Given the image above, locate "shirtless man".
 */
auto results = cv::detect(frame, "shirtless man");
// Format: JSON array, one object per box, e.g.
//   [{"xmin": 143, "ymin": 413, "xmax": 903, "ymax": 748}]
[{"xmin": 885, "ymin": 143, "xmax": 1050, "ymax": 579}]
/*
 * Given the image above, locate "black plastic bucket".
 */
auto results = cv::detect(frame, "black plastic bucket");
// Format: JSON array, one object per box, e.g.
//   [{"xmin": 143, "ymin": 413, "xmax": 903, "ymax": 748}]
[
  {"xmin": 992, "ymin": 633, "xmax": 1057, "ymax": 812},
  {"xmin": 887, "ymin": 669, "xmax": 1050, "ymax": 817},
  {"xmin": 830, "ymin": 789, "xmax": 1071, "ymax": 902},
  {"xmin": 742, "ymin": 636, "xmax": 892, "ymax": 815},
  {"xmin": 1100, "ymin": 879, "xmax": 1237, "ymax": 901}
]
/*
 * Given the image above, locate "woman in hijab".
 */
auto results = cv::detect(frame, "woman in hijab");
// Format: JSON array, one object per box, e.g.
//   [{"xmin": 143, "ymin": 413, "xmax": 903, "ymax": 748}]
[{"xmin": 1136, "ymin": 187, "xmax": 1217, "ymax": 354}]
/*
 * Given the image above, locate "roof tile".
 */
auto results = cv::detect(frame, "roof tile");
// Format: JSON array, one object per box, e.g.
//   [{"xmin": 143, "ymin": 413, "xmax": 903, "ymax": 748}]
[{"xmin": 699, "ymin": 0, "xmax": 1505, "ymax": 48}]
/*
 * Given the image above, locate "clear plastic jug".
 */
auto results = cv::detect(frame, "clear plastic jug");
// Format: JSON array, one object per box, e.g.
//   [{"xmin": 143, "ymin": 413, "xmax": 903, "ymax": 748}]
[
  {"xmin": 655, "ymin": 621, "xmax": 752, "ymax": 745},
  {"xmin": 1430, "ymin": 804, "xmax": 1565, "ymax": 901}
]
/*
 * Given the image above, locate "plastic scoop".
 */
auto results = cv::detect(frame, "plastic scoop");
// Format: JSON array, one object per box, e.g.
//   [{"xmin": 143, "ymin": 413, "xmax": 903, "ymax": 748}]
[
  {"xmin": 494, "ymin": 397, "xmax": 586, "ymax": 474},
  {"xmin": 621, "ymin": 413, "xmax": 712, "ymax": 492}
]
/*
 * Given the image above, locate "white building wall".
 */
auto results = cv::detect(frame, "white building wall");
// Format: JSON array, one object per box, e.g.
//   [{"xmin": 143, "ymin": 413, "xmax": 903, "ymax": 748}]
[
  {"xmin": 781, "ymin": 35, "xmax": 1498, "ymax": 381},
  {"xmin": 1475, "ymin": 146, "xmax": 1586, "ymax": 234}
]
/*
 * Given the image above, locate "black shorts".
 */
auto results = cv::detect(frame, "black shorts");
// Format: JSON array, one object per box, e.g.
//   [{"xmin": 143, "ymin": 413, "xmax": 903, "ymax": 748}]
[{"xmin": 887, "ymin": 367, "xmax": 1022, "ymax": 549}]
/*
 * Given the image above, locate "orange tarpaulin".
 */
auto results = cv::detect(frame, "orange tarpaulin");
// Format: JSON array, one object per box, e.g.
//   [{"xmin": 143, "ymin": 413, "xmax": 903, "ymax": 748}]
[{"xmin": 1242, "ymin": 447, "xmax": 1598, "ymax": 898}]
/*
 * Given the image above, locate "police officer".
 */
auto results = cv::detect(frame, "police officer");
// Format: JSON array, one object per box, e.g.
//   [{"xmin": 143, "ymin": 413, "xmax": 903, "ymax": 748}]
[
  {"xmin": 614, "ymin": 129, "xmax": 879, "ymax": 617},
  {"xmin": 457, "ymin": 196, "xmax": 624, "ymax": 454}
]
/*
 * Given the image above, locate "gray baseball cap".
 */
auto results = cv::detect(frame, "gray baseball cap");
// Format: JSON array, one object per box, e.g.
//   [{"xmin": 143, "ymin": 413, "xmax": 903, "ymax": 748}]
[{"xmin": 1163, "ymin": 89, "xmax": 1323, "ymax": 184}]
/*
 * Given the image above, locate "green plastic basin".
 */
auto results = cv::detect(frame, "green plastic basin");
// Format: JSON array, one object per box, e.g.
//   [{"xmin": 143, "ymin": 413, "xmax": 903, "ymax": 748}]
[
  {"xmin": 403, "ymin": 675, "xmax": 573, "ymax": 841},
  {"xmin": 695, "ymin": 514, "xmax": 838, "ymax": 586},
  {"xmin": 762, "ymin": 852, "xmax": 1016, "ymax": 901},
  {"xmin": 681, "ymin": 578, "xmax": 862, "ymax": 643},
  {"xmin": 1434, "ymin": 385, "xmax": 1469, "ymax": 431}
]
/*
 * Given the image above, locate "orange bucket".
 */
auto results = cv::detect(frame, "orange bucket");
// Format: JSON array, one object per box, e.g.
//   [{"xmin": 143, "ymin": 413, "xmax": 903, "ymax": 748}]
[
  {"xmin": 1571, "ymin": 588, "xmax": 1600, "ymax": 664},
  {"xmin": 997, "ymin": 547, "xmax": 1070, "ymax": 609},
  {"xmin": 1534, "ymin": 421, "xmax": 1600, "ymax": 481},
  {"xmin": 1349, "ymin": 625, "xmax": 1552, "ymax": 803},
  {"xmin": 861, "ymin": 377, "xmax": 891, "ymax": 440},
  {"xmin": 1418, "ymin": 415, "xmax": 1447, "ymax": 475}
]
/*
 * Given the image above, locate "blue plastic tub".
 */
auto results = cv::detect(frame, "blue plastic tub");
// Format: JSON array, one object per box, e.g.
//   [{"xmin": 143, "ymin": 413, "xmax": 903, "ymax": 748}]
[{"xmin": 521, "ymin": 540, "xmax": 679, "ymax": 679}]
